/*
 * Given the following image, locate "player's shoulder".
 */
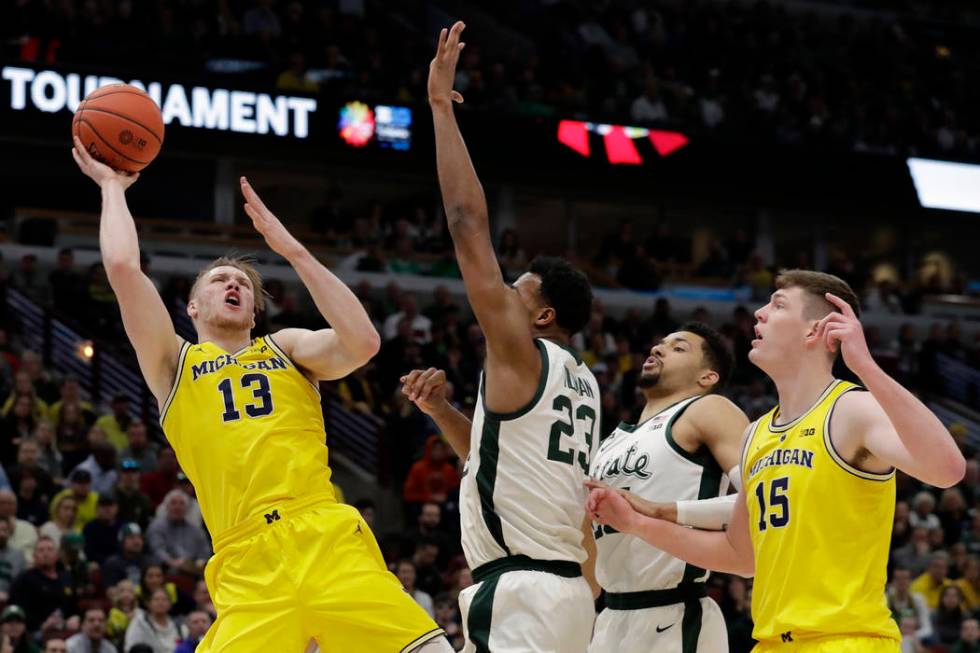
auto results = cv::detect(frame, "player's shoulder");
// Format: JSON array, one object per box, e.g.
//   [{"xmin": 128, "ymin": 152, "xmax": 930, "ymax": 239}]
[{"xmin": 685, "ymin": 393, "xmax": 746, "ymax": 423}]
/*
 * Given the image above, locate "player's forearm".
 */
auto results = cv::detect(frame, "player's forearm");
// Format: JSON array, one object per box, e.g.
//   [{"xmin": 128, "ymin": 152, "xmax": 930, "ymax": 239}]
[
  {"xmin": 287, "ymin": 248, "xmax": 380, "ymax": 362},
  {"xmin": 858, "ymin": 362, "xmax": 965, "ymax": 487},
  {"xmin": 430, "ymin": 102, "xmax": 489, "ymax": 236},
  {"xmin": 99, "ymin": 180, "xmax": 142, "ymax": 275},
  {"xmin": 426, "ymin": 401, "xmax": 472, "ymax": 459},
  {"xmin": 625, "ymin": 515, "xmax": 753, "ymax": 576}
]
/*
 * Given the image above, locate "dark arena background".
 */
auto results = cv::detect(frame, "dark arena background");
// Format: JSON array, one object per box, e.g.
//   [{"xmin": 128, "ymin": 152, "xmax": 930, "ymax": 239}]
[{"xmin": 1, "ymin": 1, "xmax": 979, "ymax": 652}]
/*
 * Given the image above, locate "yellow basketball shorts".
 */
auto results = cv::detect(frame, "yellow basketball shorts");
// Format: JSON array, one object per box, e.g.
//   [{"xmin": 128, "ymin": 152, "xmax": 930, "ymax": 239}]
[
  {"xmin": 198, "ymin": 496, "xmax": 444, "ymax": 653},
  {"xmin": 753, "ymin": 635, "xmax": 900, "ymax": 653}
]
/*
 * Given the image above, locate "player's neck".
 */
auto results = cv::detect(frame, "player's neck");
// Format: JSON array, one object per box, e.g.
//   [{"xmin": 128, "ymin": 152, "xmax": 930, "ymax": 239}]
[
  {"xmin": 639, "ymin": 386, "xmax": 703, "ymax": 422},
  {"xmin": 195, "ymin": 326, "xmax": 252, "ymax": 355},
  {"xmin": 535, "ymin": 327, "xmax": 570, "ymax": 347},
  {"xmin": 770, "ymin": 364, "xmax": 835, "ymax": 425}
]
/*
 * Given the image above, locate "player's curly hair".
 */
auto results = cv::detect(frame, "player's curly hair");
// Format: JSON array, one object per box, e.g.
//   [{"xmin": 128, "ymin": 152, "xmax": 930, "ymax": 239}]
[
  {"xmin": 191, "ymin": 255, "xmax": 268, "ymax": 314},
  {"xmin": 678, "ymin": 321, "xmax": 734, "ymax": 392},
  {"xmin": 529, "ymin": 256, "xmax": 593, "ymax": 336}
]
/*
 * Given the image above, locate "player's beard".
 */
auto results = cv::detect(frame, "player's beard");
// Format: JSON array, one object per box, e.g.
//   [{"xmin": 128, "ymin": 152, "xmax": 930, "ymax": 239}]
[
  {"xmin": 203, "ymin": 301, "xmax": 253, "ymax": 332},
  {"xmin": 637, "ymin": 368, "xmax": 661, "ymax": 389}
]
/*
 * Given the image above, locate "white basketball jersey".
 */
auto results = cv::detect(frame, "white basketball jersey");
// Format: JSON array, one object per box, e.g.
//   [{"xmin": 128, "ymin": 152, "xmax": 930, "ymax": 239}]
[
  {"xmin": 591, "ymin": 395, "xmax": 729, "ymax": 593},
  {"xmin": 461, "ymin": 338, "xmax": 601, "ymax": 569}
]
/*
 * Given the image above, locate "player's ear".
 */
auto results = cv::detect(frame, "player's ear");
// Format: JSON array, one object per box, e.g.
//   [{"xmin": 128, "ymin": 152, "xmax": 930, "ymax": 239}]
[
  {"xmin": 534, "ymin": 306, "xmax": 556, "ymax": 328},
  {"xmin": 803, "ymin": 319, "xmax": 823, "ymax": 349},
  {"xmin": 186, "ymin": 300, "xmax": 198, "ymax": 320},
  {"xmin": 698, "ymin": 369, "xmax": 719, "ymax": 390}
]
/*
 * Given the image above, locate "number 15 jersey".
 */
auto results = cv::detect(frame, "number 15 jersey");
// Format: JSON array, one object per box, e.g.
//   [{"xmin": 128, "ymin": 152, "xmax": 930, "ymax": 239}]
[
  {"xmin": 460, "ymin": 339, "xmax": 600, "ymax": 569},
  {"xmin": 160, "ymin": 336, "xmax": 336, "ymax": 542},
  {"xmin": 742, "ymin": 379, "xmax": 899, "ymax": 644}
]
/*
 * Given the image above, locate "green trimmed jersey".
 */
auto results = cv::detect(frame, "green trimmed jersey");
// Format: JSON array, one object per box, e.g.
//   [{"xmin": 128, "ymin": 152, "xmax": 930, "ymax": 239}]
[{"xmin": 460, "ymin": 338, "xmax": 600, "ymax": 568}]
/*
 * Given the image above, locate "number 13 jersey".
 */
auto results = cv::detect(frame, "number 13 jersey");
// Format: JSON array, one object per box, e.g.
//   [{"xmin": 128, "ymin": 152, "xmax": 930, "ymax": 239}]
[
  {"xmin": 742, "ymin": 379, "xmax": 899, "ymax": 644},
  {"xmin": 461, "ymin": 338, "xmax": 601, "ymax": 569},
  {"xmin": 160, "ymin": 336, "xmax": 336, "ymax": 541}
]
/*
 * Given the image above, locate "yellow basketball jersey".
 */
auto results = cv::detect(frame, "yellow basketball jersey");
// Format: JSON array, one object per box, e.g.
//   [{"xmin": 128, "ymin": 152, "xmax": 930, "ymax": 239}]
[
  {"xmin": 742, "ymin": 380, "xmax": 899, "ymax": 644},
  {"xmin": 160, "ymin": 336, "xmax": 336, "ymax": 540}
]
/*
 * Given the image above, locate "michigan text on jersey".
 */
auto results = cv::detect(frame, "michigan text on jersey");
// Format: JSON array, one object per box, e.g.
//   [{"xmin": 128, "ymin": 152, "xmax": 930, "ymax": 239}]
[
  {"xmin": 748, "ymin": 448, "xmax": 814, "ymax": 479},
  {"xmin": 191, "ymin": 353, "xmax": 288, "ymax": 381}
]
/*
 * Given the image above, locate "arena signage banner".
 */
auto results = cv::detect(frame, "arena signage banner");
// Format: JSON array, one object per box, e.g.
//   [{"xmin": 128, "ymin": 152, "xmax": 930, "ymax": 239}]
[{"xmin": 2, "ymin": 65, "xmax": 318, "ymax": 138}]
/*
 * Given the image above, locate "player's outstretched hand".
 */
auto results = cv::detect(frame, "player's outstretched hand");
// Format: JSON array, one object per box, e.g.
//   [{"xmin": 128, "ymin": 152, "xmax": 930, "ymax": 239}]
[
  {"xmin": 815, "ymin": 293, "xmax": 874, "ymax": 376},
  {"xmin": 400, "ymin": 367, "xmax": 450, "ymax": 415},
  {"xmin": 240, "ymin": 177, "xmax": 304, "ymax": 260},
  {"xmin": 72, "ymin": 136, "xmax": 139, "ymax": 190},
  {"xmin": 587, "ymin": 486, "xmax": 641, "ymax": 535},
  {"xmin": 584, "ymin": 480, "xmax": 678, "ymax": 523},
  {"xmin": 428, "ymin": 21, "xmax": 466, "ymax": 107}
]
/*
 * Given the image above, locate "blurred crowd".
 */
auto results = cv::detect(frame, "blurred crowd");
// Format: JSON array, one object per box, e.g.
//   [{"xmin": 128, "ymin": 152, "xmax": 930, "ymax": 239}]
[{"xmin": 3, "ymin": 0, "xmax": 979, "ymax": 157}]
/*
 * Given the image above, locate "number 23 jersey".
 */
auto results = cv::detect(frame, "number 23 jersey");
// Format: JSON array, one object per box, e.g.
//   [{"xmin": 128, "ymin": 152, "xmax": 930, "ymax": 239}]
[
  {"xmin": 461, "ymin": 338, "xmax": 600, "ymax": 569},
  {"xmin": 160, "ymin": 336, "xmax": 336, "ymax": 542},
  {"xmin": 742, "ymin": 379, "xmax": 899, "ymax": 643}
]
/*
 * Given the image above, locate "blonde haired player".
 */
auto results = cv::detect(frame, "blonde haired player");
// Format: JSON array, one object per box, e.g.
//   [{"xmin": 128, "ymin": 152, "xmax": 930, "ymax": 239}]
[
  {"xmin": 72, "ymin": 138, "xmax": 450, "ymax": 653},
  {"xmin": 589, "ymin": 270, "xmax": 965, "ymax": 652}
]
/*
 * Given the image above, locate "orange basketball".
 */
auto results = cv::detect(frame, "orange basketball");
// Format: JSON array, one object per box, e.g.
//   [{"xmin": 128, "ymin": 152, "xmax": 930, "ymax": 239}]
[{"xmin": 71, "ymin": 84, "xmax": 165, "ymax": 173}]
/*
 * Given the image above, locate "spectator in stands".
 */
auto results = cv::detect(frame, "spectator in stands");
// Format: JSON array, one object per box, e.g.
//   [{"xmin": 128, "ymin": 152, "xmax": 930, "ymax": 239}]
[
  {"xmin": 66, "ymin": 607, "xmax": 117, "ymax": 653},
  {"xmin": 125, "ymin": 587, "xmax": 186, "ymax": 653},
  {"xmin": 82, "ymin": 495, "xmax": 119, "ymax": 565},
  {"xmin": 0, "ymin": 518, "xmax": 25, "ymax": 603},
  {"xmin": 954, "ymin": 618, "xmax": 980, "ymax": 653},
  {"xmin": 941, "ymin": 488, "xmax": 970, "ymax": 544},
  {"xmin": 914, "ymin": 552, "xmax": 954, "ymax": 609},
  {"xmin": 956, "ymin": 556, "xmax": 980, "ymax": 610},
  {"xmin": 42, "ymin": 639, "xmax": 66, "ymax": 653},
  {"xmin": 93, "ymin": 396, "xmax": 131, "ymax": 453},
  {"xmin": 119, "ymin": 422, "xmax": 157, "ymax": 476},
  {"xmin": 49, "ymin": 248, "xmax": 84, "ymax": 318},
  {"xmin": 892, "ymin": 526, "xmax": 932, "ymax": 577},
  {"xmin": 50, "ymin": 469, "xmax": 97, "ymax": 529},
  {"xmin": 888, "ymin": 566, "xmax": 933, "ymax": 642},
  {"xmin": 720, "ymin": 575, "xmax": 754, "ymax": 652},
  {"xmin": 14, "ymin": 469, "xmax": 47, "ymax": 530},
  {"xmin": 1, "ymin": 394, "xmax": 39, "ymax": 465},
  {"xmin": 1, "ymin": 604, "xmax": 35, "ymax": 653},
  {"xmin": 404, "ymin": 502, "xmax": 452, "ymax": 563},
  {"xmin": 965, "ymin": 514, "xmax": 980, "ymax": 558},
  {"xmin": 135, "ymin": 564, "xmax": 193, "ymax": 615},
  {"xmin": 10, "ymin": 439, "xmax": 55, "ymax": 504},
  {"xmin": 102, "ymin": 524, "xmax": 158, "ymax": 588},
  {"xmin": 39, "ymin": 494, "xmax": 77, "ymax": 550},
  {"xmin": 383, "ymin": 296, "xmax": 432, "ymax": 344},
  {"xmin": 56, "ymin": 403, "xmax": 91, "ymax": 473},
  {"xmin": 910, "ymin": 492, "xmax": 942, "ymax": 531},
  {"xmin": 19, "ymin": 352, "xmax": 57, "ymax": 404},
  {"xmin": 960, "ymin": 460, "xmax": 980, "ymax": 508},
  {"xmin": 899, "ymin": 615, "xmax": 928, "ymax": 653},
  {"xmin": 0, "ymin": 491, "xmax": 37, "ymax": 566},
  {"xmin": 411, "ymin": 537, "xmax": 444, "ymax": 598},
  {"xmin": 153, "ymin": 475, "xmax": 203, "ymax": 531},
  {"xmin": 106, "ymin": 580, "xmax": 139, "ymax": 648},
  {"xmin": 48, "ymin": 378, "xmax": 94, "ymax": 426},
  {"xmin": 145, "ymin": 491, "xmax": 210, "ymax": 576},
  {"xmin": 14, "ymin": 254, "xmax": 49, "ymax": 307},
  {"xmin": 192, "ymin": 580, "xmax": 215, "ymax": 620},
  {"xmin": 432, "ymin": 593, "xmax": 463, "ymax": 651},
  {"xmin": 395, "ymin": 559, "xmax": 433, "ymax": 617},
  {"xmin": 140, "ymin": 449, "xmax": 177, "ymax": 508},
  {"xmin": 935, "ymin": 585, "xmax": 973, "ymax": 646},
  {"xmin": 402, "ymin": 436, "xmax": 460, "ymax": 507},
  {"xmin": 72, "ymin": 442, "xmax": 117, "ymax": 496},
  {"xmin": 10, "ymin": 537, "xmax": 77, "ymax": 632},
  {"xmin": 173, "ymin": 611, "xmax": 211, "ymax": 653},
  {"xmin": 113, "ymin": 461, "xmax": 152, "ymax": 529},
  {"xmin": 33, "ymin": 421, "xmax": 62, "ymax": 482}
]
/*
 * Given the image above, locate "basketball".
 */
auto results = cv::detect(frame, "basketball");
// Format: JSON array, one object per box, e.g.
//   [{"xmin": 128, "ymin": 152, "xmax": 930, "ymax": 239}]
[{"xmin": 71, "ymin": 84, "xmax": 164, "ymax": 173}]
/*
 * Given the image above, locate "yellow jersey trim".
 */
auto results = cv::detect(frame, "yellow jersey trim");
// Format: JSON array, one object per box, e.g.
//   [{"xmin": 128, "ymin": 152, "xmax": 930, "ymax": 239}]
[
  {"xmin": 821, "ymin": 386, "xmax": 896, "ymax": 482},
  {"xmin": 767, "ymin": 379, "xmax": 840, "ymax": 433},
  {"xmin": 159, "ymin": 340, "xmax": 191, "ymax": 425},
  {"xmin": 740, "ymin": 418, "xmax": 761, "ymax": 487},
  {"xmin": 265, "ymin": 334, "xmax": 321, "ymax": 397}
]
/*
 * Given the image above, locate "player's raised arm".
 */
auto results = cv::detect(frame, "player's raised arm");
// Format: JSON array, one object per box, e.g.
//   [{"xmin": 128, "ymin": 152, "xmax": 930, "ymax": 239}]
[
  {"xmin": 400, "ymin": 368, "xmax": 472, "ymax": 458},
  {"xmin": 239, "ymin": 178, "xmax": 380, "ymax": 380},
  {"xmin": 72, "ymin": 137, "xmax": 180, "ymax": 404},
  {"xmin": 428, "ymin": 22, "xmax": 539, "ymax": 382},
  {"xmin": 588, "ymin": 482, "xmax": 755, "ymax": 577},
  {"xmin": 818, "ymin": 293, "xmax": 965, "ymax": 487}
]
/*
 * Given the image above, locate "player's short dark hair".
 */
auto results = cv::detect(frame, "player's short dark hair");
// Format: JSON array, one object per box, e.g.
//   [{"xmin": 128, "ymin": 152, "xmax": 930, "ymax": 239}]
[
  {"xmin": 528, "ymin": 256, "xmax": 592, "ymax": 336},
  {"xmin": 678, "ymin": 321, "xmax": 734, "ymax": 392}
]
